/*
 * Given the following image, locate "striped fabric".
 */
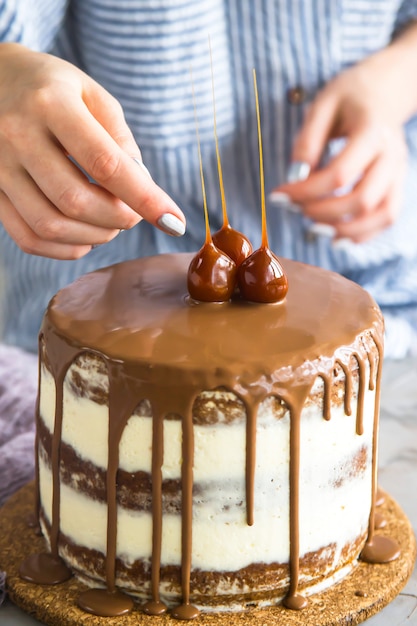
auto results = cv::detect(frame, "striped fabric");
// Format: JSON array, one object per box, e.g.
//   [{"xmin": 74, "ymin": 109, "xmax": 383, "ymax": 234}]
[{"xmin": 0, "ymin": 0, "xmax": 417, "ymax": 358}]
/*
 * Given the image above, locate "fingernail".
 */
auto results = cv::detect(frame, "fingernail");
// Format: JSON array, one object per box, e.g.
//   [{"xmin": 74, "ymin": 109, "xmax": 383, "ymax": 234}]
[
  {"xmin": 157, "ymin": 213, "xmax": 186, "ymax": 237},
  {"xmin": 132, "ymin": 157, "xmax": 152, "ymax": 179},
  {"xmin": 287, "ymin": 161, "xmax": 311, "ymax": 183},
  {"xmin": 268, "ymin": 192, "xmax": 301, "ymax": 213},
  {"xmin": 268, "ymin": 191, "xmax": 291, "ymax": 204},
  {"xmin": 308, "ymin": 223, "xmax": 336, "ymax": 238}
]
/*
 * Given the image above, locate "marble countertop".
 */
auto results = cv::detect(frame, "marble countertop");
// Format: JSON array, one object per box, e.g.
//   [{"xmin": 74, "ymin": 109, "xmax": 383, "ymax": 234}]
[{"xmin": 2, "ymin": 357, "xmax": 417, "ymax": 625}]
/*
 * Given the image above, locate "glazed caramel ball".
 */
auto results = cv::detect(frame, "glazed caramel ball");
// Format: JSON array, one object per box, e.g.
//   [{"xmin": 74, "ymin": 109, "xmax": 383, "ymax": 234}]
[
  {"xmin": 212, "ymin": 225, "xmax": 253, "ymax": 268},
  {"xmin": 187, "ymin": 242, "xmax": 237, "ymax": 302},
  {"xmin": 237, "ymin": 247, "xmax": 288, "ymax": 303}
]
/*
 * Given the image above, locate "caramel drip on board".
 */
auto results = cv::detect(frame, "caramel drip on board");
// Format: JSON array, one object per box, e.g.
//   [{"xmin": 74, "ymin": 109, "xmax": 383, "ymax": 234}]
[
  {"xmin": 78, "ymin": 364, "xmax": 137, "ymax": 615},
  {"xmin": 284, "ymin": 400, "xmax": 306, "ymax": 610},
  {"xmin": 360, "ymin": 333, "xmax": 401, "ymax": 564},
  {"xmin": 171, "ymin": 408, "xmax": 200, "ymax": 620}
]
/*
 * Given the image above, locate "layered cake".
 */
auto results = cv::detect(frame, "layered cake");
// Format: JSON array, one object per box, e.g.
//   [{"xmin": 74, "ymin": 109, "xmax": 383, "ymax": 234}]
[{"xmin": 20, "ymin": 251, "xmax": 400, "ymax": 619}]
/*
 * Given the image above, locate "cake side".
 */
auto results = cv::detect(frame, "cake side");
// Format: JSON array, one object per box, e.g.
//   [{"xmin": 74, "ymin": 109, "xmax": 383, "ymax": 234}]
[{"xmin": 37, "ymin": 346, "xmax": 376, "ymax": 610}]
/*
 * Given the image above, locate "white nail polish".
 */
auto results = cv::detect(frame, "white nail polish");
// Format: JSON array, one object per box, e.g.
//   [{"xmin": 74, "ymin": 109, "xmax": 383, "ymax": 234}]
[
  {"xmin": 132, "ymin": 157, "xmax": 152, "ymax": 179},
  {"xmin": 268, "ymin": 192, "xmax": 301, "ymax": 214},
  {"xmin": 308, "ymin": 223, "xmax": 336, "ymax": 238},
  {"xmin": 287, "ymin": 161, "xmax": 311, "ymax": 183},
  {"xmin": 268, "ymin": 191, "xmax": 291, "ymax": 204},
  {"xmin": 157, "ymin": 213, "xmax": 186, "ymax": 237}
]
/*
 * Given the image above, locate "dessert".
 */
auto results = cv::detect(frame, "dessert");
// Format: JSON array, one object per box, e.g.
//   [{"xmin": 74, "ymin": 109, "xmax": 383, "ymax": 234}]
[{"xmin": 19, "ymin": 250, "xmax": 400, "ymax": 619}]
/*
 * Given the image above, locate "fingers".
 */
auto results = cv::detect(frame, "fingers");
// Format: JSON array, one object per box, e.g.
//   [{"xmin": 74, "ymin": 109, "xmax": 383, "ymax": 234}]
[
  {"xmin": 17, "ymin": 133, "xmax": 141, "ymax": 231},
  {"xmin": 4, "ymin": 164, "xmax": 122, "ymax": 241},
  {"xmin": 280, "ymin": 123, "xmax": 386, "ymax": 203},
  {"xmin": 0, "ymin": 190, "xmax": 93, "ymax": 259},
  {"xmin": 301, "ymin": 139, "xmax": 402, "ymax": 224},
  {"xmin": 272, "ymin": 115, "xmax": 406, "ymax": 243},
  {"xmin": 334, "ymin": 183, "xmax": 403, "ymax": 242},
  {"xmin": 46, "ymin": 91, "xmax": 186, "ymax": 236},
  {"xmin": 290, "ymin": 92, "xmax": 338, "ymax": 170}
]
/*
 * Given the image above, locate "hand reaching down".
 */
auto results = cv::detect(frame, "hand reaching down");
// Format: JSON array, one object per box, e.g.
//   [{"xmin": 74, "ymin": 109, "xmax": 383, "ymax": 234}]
[{"xmin": 0, "ymin": 44, "xmax": 186, "ymax": 259}]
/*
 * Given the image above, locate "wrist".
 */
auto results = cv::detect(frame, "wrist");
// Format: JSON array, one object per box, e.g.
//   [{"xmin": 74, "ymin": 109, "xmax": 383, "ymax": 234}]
[{"xmin": 363, "ymin": 23, "xmax": 417, "ymax": 125}]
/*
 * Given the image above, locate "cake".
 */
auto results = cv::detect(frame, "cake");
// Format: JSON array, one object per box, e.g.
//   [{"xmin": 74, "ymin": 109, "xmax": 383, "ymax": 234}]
[{"xmin": 19, "ymin": 251, "xmax": 400, "ymax": 620}]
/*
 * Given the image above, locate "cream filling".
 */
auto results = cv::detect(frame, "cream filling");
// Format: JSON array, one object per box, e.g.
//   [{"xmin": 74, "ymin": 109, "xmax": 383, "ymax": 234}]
[{"xmin": 39, "ymin": 453, "xmax": 369, "ymax": 573}]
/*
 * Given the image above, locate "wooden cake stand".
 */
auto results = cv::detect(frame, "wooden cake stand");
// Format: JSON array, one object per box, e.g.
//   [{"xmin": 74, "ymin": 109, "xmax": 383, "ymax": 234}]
[{"xmin": 0, "ymin": 482, "xmax": 415, "ymax": 626}]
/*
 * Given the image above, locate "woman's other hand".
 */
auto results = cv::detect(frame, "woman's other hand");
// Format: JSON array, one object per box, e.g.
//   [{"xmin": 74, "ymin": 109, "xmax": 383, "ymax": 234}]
[{"xmin": 272, "ymin": 25, "xmax": 417, "ymax": 243}]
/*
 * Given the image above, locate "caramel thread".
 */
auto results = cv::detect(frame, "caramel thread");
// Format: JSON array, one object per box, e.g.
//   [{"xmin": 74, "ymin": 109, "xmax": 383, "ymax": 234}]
[
  {"xmin": 209, "ymin": 35, "xmax": 228, "ymax": 228},
  {"xmin": 191, "ymin": 65, "xmax": 211, "ymax": 246},
  {"xmin": 253, "ymin": 68, "xmax": 268, "ymax": 250}
]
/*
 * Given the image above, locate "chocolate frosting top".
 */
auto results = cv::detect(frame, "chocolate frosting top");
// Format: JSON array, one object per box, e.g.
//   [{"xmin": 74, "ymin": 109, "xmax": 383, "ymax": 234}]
[{"xmin": 44, "ymin": 252, "xmax": 383, "ymax": 389}]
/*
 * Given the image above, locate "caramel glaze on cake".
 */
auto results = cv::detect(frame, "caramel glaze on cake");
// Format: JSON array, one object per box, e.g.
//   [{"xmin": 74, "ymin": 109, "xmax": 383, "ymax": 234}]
[{"xmin": 20, "ymin": 252, "xmax": 401, "ymax": 619}]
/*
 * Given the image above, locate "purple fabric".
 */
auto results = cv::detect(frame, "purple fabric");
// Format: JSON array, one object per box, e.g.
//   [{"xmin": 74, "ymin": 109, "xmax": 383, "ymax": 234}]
[{"xmin": 0, "ymin": 344, "xmax": 38, "ymax": 507}]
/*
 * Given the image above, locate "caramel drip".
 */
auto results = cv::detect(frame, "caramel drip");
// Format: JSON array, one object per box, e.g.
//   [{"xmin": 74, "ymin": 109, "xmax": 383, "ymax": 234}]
[
  {"xmin": 105, "ymin": 365, "xmax": 141, "ymax": 594},
  {"xmin": 368, "ymin": 337, "xmax": 381, "ymax": 537},
  {"xmin": 19, "ymin": 339, "xmax": 72, "ymax": 585},
  {"xmin": 361, "ymin": 333, "xmax": 401, "ymax": 564},
  {"xmin": 77, "ymin": 589, "xmax": 133, "ymax": 617},
  {"xmin": 368, "ymin": 348, "xmax": 376, "ymax": 391},
  {"xmin": 143, "ymin": 409, "xmax": 167, "ymax": 616},
  {"xmin": 322, "ymin": 375, "xmax": 331, "ymax": 422},
  {"xmin": 171, "ymin": 404, "xmax": 200, "ymax": 620},
  {"xmin": 245, "ymin": 405, "xmax": 257, "ymax": 526},
  {"xmin": 354, "ymin": 354, "xmax": 366, "ymax": 436},
  {"xmin": 78, "ymin": 361, "xmax": 137, "ymax": 616},
  {"xmin": 336, "ymin": 359, "xmax": 353, "ymax": 416},
  {"xmin": 33, "ymin": 335, "xmax": 42, "ymax": 528},
  {"xmin": 50, "ymin": 369, "xmax": 64, "ymax": 557},
  {"xmin": 181, "ymin": 408, "xmax": 195, "ymax": 609},
  {"xmin": 285, "ymin": 403, "xmax": 303, "ymax": 608}
]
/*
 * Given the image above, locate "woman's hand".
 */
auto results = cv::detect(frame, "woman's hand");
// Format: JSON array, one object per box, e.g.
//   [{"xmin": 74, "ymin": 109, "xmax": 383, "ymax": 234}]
[
  {"xmin": 0, "ymin": 44, "xmax": 186, "ymax": 259},
  {"xmin": 273, "ymin": 25, "xmax": 417, "ymax": 243}
]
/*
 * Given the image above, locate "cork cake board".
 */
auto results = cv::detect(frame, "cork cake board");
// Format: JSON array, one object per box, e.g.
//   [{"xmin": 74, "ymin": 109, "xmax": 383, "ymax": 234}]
[{"xmin": 0, "ymin": 482, "xmax": 415, "ymax": 626}]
